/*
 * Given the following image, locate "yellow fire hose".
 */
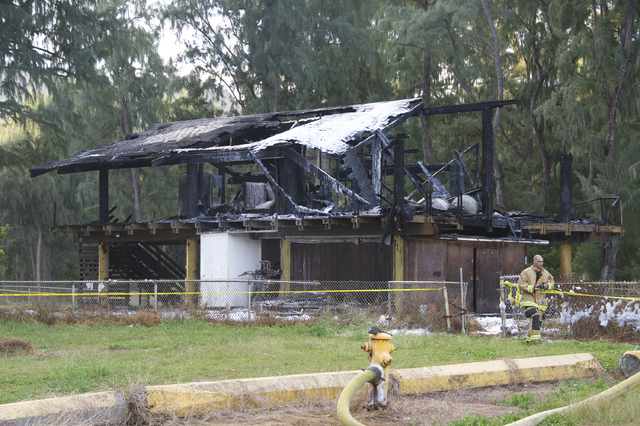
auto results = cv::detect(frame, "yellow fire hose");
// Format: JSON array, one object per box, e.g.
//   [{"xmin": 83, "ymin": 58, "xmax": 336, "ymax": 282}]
[
  {"xmin": 337, "ymin": 368, "xmax": 380, "ymax": 426},
  {"xmin": 505, "ymin": 371, "xmax": 640, "ymax": 426}
]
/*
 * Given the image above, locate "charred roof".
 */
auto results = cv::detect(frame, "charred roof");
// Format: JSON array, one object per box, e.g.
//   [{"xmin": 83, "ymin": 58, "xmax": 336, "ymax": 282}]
[{"xmin": 30, "ymin": 99, "xmax": 415, "ymax": 177}]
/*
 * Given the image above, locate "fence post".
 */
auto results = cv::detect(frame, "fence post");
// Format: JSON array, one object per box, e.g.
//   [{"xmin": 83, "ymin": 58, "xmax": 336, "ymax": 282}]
[
  {"xmin": 154, "ymin": 282, "xmax": 158, "ymax": 310},
  {"xmin": 248, "ymin": 280, "xmax": 252, "ymax": 323},
  {"xmin": 460, "ymin": 268, "xmax": 466, "ymax": 335},
  {"xmin": 387, "ymin": 281, "xmax": 392, "ymax": 322},
  {"xmin": 500, "ymin": 283, "xmax": 506, "ymax": 338},
  {"xmin": 442, "ymin": 286, "xmax": 451, "ymax": 331},
  {"xmin": 28, "ymin": 287, "xmax": 31, "ymax": 305},
  {"xmin": 72, "ymin": 283, "xmax": 75, "ymax": 313}
]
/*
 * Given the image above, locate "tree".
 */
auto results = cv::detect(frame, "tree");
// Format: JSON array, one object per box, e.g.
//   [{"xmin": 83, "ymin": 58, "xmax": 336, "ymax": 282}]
[
  {"xmin": 381, "ymin": 0, "xmax": 511, "ymax": 209},
  {"xmin": 0, "ymin": 0, "xmax": 118, "ymax": 121},
  {"xmin": 164, "ymin": 0, "xmax": 390, "ymax": 113},
  {"xmin": 539, "ymin": 0, "xmax": 639, "ymax": 280}
]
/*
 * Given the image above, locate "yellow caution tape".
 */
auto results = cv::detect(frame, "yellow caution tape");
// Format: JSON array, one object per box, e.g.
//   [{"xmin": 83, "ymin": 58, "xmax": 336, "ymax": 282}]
[
  {"xmin": 0, "ymin": 287, "xmax": 444, "ymax": 298},
  {"xmin": 500, "ymin": 281, "xmax": 640, "ymax": 302}
]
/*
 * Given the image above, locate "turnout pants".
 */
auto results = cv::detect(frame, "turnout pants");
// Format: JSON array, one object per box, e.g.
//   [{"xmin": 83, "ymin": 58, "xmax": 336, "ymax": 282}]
[{"xmin": 524, "ymin": 307, "xmax": 544, "ymax": 343}]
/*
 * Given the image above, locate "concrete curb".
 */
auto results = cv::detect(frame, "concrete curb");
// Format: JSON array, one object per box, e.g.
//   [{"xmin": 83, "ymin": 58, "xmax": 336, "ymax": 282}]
[
  {"xmin": 144, "ymin": 353, "xmax": 603, "ymax": 417},
  {"xmin": 0, "ymin": 391, "xmax": 127, "ymax": 426},
  {"xmin": 392, "ymin": 353, "xmax": 604, "ymax": 395},
  {"xmin": 0, "ymin": 353, "xmax": 605, "ymax": 423},
  {"xmin": 145, "ymin": 370, "xmax": 361, "ymax": 417}
]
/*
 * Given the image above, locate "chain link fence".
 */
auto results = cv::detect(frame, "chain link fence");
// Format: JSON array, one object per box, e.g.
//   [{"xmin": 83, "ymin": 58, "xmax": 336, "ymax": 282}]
[
  {"xmin": 500, "ymin": 276, "xmax": 640, "ymax": 340},
  {"xmin": 0, "ymin": 280, "xmax": 469, "ymax": 332}
]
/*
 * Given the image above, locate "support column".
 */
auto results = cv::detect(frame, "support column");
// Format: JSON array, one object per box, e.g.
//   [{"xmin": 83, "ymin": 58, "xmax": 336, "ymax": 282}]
[
  {"xmin": 99, "ymin": 169, "xmax": 109, "ymax": 224},
  {"xmin": 185, "ymin": 239, "xmax": 199, "ymax": 308},
  {"xmin": 481, "ymin": 109, "xmax": 494, "ymax": 231},
  {"xmin": 98, "ymin": 242, "xmax": 109, "ymax": 307},
  {"xmin": 559, "ymin": 243, "xmax": 572, "ymax": 281},
  {"xmin": 187, "ymin": 163, "xmax": 198, "ymax": 219},
  {"xmin": 281, "ymin": 238, "xmax": 291, "ymax": 294},
  {"xmin": 392, "ymin": 235, "xmax": 404, "ymax": 317}
]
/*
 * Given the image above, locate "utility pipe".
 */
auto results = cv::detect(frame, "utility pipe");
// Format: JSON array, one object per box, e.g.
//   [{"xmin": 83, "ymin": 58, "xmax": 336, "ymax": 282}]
[
  {"xmin": 337, "ymin": 367, "xmax": 382, "ymax": 426},
  {"xmin": 505, "ymin": 371, "xmax": 640, "ymax": 426}
]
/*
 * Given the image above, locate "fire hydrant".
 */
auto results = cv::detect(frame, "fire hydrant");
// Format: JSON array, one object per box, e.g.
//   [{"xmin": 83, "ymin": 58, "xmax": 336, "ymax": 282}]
[{"xmin": 360, "ymin": 326, "xmax": 396, "ymax": 409}]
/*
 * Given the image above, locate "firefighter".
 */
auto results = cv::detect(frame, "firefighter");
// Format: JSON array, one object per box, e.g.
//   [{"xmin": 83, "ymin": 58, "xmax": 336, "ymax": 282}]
[{"xmin": 518, "ymin": 254, "xmax": 555, "ymax": 344}]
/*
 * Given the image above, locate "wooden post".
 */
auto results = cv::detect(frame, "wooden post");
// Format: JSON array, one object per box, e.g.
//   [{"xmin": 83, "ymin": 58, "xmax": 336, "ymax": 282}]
[
  {"xmin": 392, "ymin": 235, "xmax": 404, "ymax": 317},
  {"xmin": 99, "ymin": 169, "xmax": 109, "ymax": 224},
  {"xmin": 185, "ymin": 238, "xmax": 199, "ymax": 308},
  {"xmin": 187, "ymin": 164, "xmax": 198, "ymax": 218},
  {"xmin": 443, "ymin": 286, "xmax": 451, "ymax": 331},
  {"xmin": 560, "ymin": 243, "xmax": 572, "ymax": 280},
  {"xmin": 481, "ymin": 109, "xmax": 494, "ymax": 232},
  {"xmin": 98, "ymin": 242, "xmax": 109, "ymax": 308},
  {"xmin": 281, "ymin": 238, "xmax": 291, "ymax": 294}
]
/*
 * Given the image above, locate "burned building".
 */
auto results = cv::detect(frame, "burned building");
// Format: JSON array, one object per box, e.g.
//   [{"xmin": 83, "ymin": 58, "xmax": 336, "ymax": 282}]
[{"xmin": 30, "ymin": 98, "xmax": 624, "ymax": 313}]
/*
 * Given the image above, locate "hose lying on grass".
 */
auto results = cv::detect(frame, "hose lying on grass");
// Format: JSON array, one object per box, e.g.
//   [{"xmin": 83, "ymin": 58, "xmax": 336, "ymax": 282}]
[{"xmin": 505, "ymin": 370, "xmax": 640, "ymax": 426}]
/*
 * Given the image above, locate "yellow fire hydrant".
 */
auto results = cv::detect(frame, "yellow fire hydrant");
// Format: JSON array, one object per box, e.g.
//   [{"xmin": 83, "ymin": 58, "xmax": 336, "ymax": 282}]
[{"xmin": 360, "ymin": 326, "xmax": 396, "ymax": 409}]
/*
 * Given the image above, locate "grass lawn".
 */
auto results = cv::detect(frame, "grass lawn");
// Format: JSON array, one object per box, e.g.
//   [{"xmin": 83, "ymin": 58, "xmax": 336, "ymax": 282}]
[{"xmin": 1, "ymin": 315, "xmax": 640, "ymax": 425}]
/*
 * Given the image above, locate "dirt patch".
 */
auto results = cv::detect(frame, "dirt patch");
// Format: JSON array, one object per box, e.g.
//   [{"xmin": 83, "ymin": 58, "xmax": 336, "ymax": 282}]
[
  {"xmin": 0, "ymin": 337, "xmax": 34, "ymax": 357},
  {"xmin": 150, "ymin": 382, "xmax": 558, "ymax": 425}
]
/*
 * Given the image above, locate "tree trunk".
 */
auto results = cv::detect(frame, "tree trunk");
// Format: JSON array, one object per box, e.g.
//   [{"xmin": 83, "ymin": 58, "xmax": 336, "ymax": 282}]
[
  {"xmin": 420, "ymin": 0, "xmax": 433, "ymax": 164},
  {"xmin": 599, "ymin": 238, "xmax": 618, "ymax": 281},
  {"xmin": 530, "ymin": 44, "xmax": 551, "ymax": 214},
  {"xmin": 481, "ymin": 0, "xmax": 507, "ymax": 210},
  {"xmin": 421, "ymin": 50, "xmax": 432, "ymax": 164},
  {"xmin": 121, "ymin": 96, "xmax": 143, "ymax": 221},
  {"xmin": 35, "ymin": 220, "xmax": 42, "ymax": 283}
]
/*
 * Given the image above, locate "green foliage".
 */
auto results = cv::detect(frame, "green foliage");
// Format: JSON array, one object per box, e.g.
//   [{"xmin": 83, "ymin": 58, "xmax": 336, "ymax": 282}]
[
  {"xmin": 0, "ymin": 224, "xmax": 8, "ymax": 278},
  {"xmin": 0, "ymin": 0, "xmax": 120, "ymax": 120},
  {"xmin": 538, "ymin": 413, "xmax": 575, "ymax": 426},
  {"xmin": 450, "ymin": 412, "xmax": 525, "ymax": 426},
  {"xmin": 573, "ymin": 243, "xmax": 601, "ymax": 281},
  {"xmin": 2, "ymin": 0, "xmax": 640, "ymax": 281},
  {"xmin": 496, "ymin": 393, "xmax": 535, "ymax": 410},
  {"xmin": 48, "ymin": 364, "xmax": 114, "ymax": 394},
  {"xmin": 164, "ymin": 0, "xmax": 391, "ymax": 113}
]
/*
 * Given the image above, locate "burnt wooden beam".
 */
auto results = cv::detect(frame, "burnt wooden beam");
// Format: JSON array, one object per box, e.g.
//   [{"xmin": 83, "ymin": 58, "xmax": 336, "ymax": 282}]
[
  {"xmin": 150, "ymin": 146, "xmax": 286, "ymax": 167},
  {"xmin": 371, "ymin": 136, "xmax": 382, "ymax": 197},
  {"xmin": 284, "ymin": 148, "xmax": 369, "ymax": 206},
  {"xmin": 342, "ymin": 151, "xmax": 377, "ymax": 205},
  {"xmin": 248, "ymin": 149, "xmax": 327, "ymax": 215},
  {"xmin": 421, "ymin": 100, "xmax": 519, "ymax": 116},
  {"xmin": 187, "ymin": 163, "xmax": 198, "ymax": 218},
  {"xmin": 481, "ymin": 109, "xmax": 494, "ymax": 231},
  {"xmin": 99, "ymin": 169, "xmax": 109, "ymax": 224},
  {"xmin": 417, "ymin": 161, "xmax": 450, "ymax": 199},
  {"xmin": 455, "ymin": 148, "xmax": 477, "ymax": 188},
  {"xmin": 375, "ymin": 130, "xmax": 429, "ymax": 203},
  {"xmin": 394, "ymin": 140, "xmax": 405, "ymax": 206},
  {"xmin": 404, "ymin": 164, "xmax": 430, "ymax": 202}
]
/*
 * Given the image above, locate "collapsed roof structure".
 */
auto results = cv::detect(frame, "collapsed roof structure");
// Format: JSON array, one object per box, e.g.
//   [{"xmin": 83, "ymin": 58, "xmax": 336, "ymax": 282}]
[{"xmin": 30, "ymin": 98, "xmax": 624, "ymax": 313}]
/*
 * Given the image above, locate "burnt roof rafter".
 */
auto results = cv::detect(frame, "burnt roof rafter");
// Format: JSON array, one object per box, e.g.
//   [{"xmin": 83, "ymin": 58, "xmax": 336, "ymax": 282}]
[{"xmin": 420, "ymin": 100, "xmax": 520, "ymax": 116}]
